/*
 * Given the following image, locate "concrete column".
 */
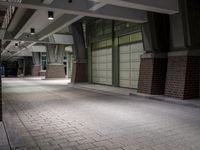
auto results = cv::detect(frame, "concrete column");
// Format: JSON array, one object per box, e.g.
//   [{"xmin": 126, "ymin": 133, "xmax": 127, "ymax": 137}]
[
  {"xmin": 138, "ymin": 12, "xmax": 169, "ymax": 95},
  {"xmin": 67, "ymin": 53, "xmax": 72, "ymax": 78},
  {"xmin": 23, "ymin": 57, "xmax": 33, "ymax": 76},
  {"xmin": 45, "ymin": 44, "xmax": 65, "ymax": 78},
  {"xmin": 17, "ymin": 59, "xmax": 24, "ymax": 76},
  {"xmin": 165, "ymin": 0, "xmax": 200, "ymax": 99},
  {"xmin": 70, "ymin": 22, "xmax": 87, "ymax": 83},
  {"xmin": 32, "ymin": 52, "xmax": 40, "ymax": 76}
]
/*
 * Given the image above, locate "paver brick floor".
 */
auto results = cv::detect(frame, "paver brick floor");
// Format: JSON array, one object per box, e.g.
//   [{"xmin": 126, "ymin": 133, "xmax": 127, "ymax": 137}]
[{"xmin": 2, "ymin": 77, "xmax": 200, "ymax": 150}]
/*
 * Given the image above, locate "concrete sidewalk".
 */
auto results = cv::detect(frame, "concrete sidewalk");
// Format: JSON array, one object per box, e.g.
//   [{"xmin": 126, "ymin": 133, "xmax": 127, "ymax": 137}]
[
  {"xmin": 69, "ymin": 83, "xmax": 137, "ymax": 96},
  {"xmin": 0, "ymin": 122, "xmax": 10, "ymax": 150},
  {"xmin": 71, "ymin": 83, "xmax": 200, "ymax": 108}
]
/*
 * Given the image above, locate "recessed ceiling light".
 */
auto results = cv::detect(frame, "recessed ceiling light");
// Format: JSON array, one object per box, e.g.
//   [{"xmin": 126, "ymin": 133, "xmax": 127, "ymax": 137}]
[
  {"xmin": 15, "ymin": 43, "xmax": 18, "ymax": 47},
  {"xmin": 30, "ymin": 28, "xmax": 35, "ymax": 35},
  {"xmin": 48, "ymin": 11, "xmax": 54, "ymax": 20}
]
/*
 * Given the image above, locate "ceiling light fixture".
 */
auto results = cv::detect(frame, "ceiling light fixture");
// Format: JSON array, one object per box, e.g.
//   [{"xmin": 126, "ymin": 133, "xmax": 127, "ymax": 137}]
[
  {"xmin": 15, "ymin": 43, "xmax": 18, "ymax": 47},
  {"xmin": 48, "ymin": 11, "xmax": 54, "ymax": 20},
  {"xmin": 30, "ymin": 28, "xmax": 35, "ymax": 35},
  {"xmin": 68, "ymin": 0, "xmax": 72, "ymax": 3}
]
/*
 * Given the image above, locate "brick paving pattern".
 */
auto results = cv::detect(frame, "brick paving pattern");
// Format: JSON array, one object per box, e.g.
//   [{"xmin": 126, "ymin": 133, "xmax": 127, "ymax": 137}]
[{"xmin": 2, "ymin": 78, "xmax": 200, "ymax": 150}]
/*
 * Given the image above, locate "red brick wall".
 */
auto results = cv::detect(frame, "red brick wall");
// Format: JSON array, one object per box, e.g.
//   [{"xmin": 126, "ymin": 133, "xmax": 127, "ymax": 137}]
[
  {"xmin": 151, "ymin": 58, "xmax": 167, "ymax": 94},
  {"xmin": 138, "ymin": 58, "xmax": 154, "ymax": 94},
  {"xmin": 138, "ymin": 58, "xmax": 167, "ymax": 95},
  {"xmin": 184, "ymin": 57, "xmax": 200, "ymax": 99},
  {"xmin": 45, "ymin": 64, "xmax": 65, "ymax": 78},
  {"xmin": 165, "ymin": 56, "xmax": 200, "ymax": 99},
  {"xmin": 32, "ymin": 65, "xmax": 40, "ymax": 76}
]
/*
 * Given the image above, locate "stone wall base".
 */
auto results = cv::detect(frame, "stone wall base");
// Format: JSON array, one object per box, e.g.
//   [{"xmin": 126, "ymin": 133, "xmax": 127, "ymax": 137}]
[
  {"xmin": 32, "ymin": 65, "xmax": 40, "ymax": 76},
  {"xmin": 45, "ymin": 64, "xmax": 65, "ymax": 78}
]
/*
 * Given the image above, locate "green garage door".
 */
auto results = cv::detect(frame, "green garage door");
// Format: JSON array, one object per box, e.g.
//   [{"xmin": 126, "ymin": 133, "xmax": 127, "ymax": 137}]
[
  {"xmin": 119, "ymin": 40, "xmax": 143, "ymax": 89},
  {"xmin": 92, "ymin": 48, "xmax": 112, "ymax": 85}
]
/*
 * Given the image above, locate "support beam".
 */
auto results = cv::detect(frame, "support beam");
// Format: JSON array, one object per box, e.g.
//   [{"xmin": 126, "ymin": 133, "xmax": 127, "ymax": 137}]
[
  {"xmin": 4, "ymin": 33, "xmax": 74, "ymax": 45},
  {"xmin": 89, "ymin": 0, "xmax": 179, "ymax": 14},
  {"xmin": 0, "ymin": 1, "xmax": 147, "ymax": 23}
]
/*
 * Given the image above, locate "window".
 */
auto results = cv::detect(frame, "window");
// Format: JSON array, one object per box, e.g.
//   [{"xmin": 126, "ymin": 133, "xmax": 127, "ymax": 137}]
[{"xmin": 40, "ymin": 52, "xmax": 47, "ymax": 70}]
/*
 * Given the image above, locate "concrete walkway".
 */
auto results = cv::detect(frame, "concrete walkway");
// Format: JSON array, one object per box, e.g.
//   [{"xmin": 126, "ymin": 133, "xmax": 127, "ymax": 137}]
[
  {"xmin": 2, "ymin": 77, "xmax": 200, "ymax": 150},
  {"xmin": 0, "ymin": 122, "xmax": 10, "ymax": 150},
  {"xmin": 72, "ymin": 83, "xmax": 200, "ymax": 108}
]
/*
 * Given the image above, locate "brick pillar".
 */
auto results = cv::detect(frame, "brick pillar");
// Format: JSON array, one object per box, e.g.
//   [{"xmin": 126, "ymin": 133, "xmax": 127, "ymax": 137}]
[
  {"xmin": 46, "ymin": 45, "xmax": 65, "ymax": 79},
  {"xmin": 23, "ymin": 57, "xmax": 33, "ymax": 76},
  {"xmin": 32, "ymin": 52, "xmax": 40, "ymax": 76},
  {"xmin": 165, "ymin": 51, "xmax": 200, "ymax": 99},
  {"xmin": 70, "ymin": 22, "xmax": 88, "ymax": 83},
  {"xmin": 138, "ymin": 53, "xmax": 167, "ymax": 95},
  {"xmin": 17, "ymin": 59, "xmax": 24, "ymax": 76},
  {"xmin": 71, "ymin": 61, "xmax": 87, "ymax": 83}
]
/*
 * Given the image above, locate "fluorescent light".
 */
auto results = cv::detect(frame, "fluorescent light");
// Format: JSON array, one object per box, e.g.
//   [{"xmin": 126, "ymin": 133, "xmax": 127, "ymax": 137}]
[
  {"xmin": 48, "ymin": 11, "xmax": 54, "ymax": 20},
  {"xmin": 30, "ymin": 28, "xmax": 35, "ymax": 35}
]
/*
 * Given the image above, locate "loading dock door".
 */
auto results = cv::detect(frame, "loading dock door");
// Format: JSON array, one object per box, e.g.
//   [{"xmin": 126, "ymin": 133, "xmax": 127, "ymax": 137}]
[
  {"xmin": 119, "ymin": 42, "xmax": 143, "ymax": 89},
  {"xmin": 92, "ymin": 48, "xmax": 112, "ymax": 85}
]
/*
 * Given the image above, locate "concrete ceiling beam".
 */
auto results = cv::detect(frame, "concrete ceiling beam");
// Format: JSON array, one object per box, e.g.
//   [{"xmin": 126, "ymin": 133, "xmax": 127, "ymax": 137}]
[{"xmin": 89, "ymin": 0, "xmax": 179, "ymax": 14}]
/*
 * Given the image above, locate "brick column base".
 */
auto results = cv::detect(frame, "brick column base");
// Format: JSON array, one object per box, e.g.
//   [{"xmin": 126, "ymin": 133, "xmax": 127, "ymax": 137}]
[
  {"xmin": 45, "ymin": 64, "xmax": 65, "ymax": 79},
  {"xmin": 138, "ymin": 54, "xmax": 167, "ymax": 95},
  {"xmin": 39, "ymin": 71, "xmax": 46, "ymax": 76},
  {"xmin": 165, "ymin": 56, "xmax": 200, "ymax": 99},
  {"xmin": 71, "ymin": 62, "xmax": 87, "ymax": 83},
  {"xmin": 32, "ymin": 65, "xmax": 40, "ymax": 76}
]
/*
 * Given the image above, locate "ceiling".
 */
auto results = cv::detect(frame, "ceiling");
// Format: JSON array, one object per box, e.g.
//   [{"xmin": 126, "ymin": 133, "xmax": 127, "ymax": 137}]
[{"xmin": 0, "ymin": 0, "xmax": 179, "ymax": 60}]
